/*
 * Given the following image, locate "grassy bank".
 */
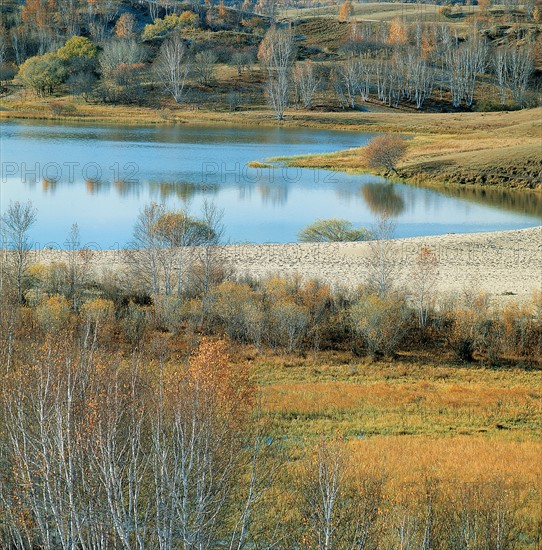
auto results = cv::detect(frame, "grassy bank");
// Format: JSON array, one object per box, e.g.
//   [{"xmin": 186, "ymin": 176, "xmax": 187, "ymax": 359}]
[{"xmin": 269, "ymin": 107, "xmax": 542, "ymax": 190}]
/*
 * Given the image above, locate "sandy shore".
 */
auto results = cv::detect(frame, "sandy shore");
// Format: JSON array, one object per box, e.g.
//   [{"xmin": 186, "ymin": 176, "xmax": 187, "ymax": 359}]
[{"xmin": 34, "ymin": 226, "xmax": 542, "ymax": 304}]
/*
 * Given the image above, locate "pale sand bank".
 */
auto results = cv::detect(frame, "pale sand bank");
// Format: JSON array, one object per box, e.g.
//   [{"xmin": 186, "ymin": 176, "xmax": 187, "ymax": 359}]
[{"xmin": 35, "ymin": 227, "xmax": 542, "ymax": 303}]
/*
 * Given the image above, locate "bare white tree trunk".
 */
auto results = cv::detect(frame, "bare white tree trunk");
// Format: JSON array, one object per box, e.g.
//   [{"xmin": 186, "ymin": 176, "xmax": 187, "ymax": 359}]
[
  {"xmin": 155, "ymin": 34, "xmax": 191, "ymax": 103},
  {"xmin": 258, "ymin": 27, "xmax": 296, "ymax": 120}
]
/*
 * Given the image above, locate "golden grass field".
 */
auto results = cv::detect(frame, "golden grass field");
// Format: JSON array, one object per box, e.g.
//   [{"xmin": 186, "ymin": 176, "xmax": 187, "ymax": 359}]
[
  {"xmin": 244, "ymin": 351, "xmax": 542, "ymax": 542},
  {"xmin": 249, "ymin": 351, "xmax": 542, "ymax": 440}
]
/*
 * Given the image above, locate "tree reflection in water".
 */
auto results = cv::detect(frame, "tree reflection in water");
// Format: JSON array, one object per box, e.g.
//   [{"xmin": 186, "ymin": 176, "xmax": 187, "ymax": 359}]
[{"xmin": 361, "ymin": 182, "xmax": 405, "ymax": 216}]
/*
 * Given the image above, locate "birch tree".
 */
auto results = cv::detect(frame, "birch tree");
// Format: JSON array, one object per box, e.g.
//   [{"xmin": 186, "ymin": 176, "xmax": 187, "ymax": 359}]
[
  {"xmin": 1, "ymin": 200, "xmax": 37, "ymax": 304},
  {"xmin": 258, "ymin": 26, "xmax": 296, "ymax": 120},
  {"xmin": 293, "ymin": 60, "xmax": 320, "ymax": 109},
  {"xmin": 155, "ymin": 34, "xmax": 191, "ymax": 103}
]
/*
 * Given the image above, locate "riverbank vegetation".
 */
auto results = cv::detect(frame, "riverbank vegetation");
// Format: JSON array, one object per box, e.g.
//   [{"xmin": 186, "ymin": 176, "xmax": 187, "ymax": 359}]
[
  {"xmin": 1, "ymin": 200, "xmax": 541, "ymax": 547},
  {"xmin": 271, "ymin": 106, "xmax": 542, "ymax": 189}
]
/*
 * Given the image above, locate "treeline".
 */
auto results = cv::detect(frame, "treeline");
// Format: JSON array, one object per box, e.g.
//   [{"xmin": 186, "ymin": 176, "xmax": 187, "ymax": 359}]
[{"xmin": 0, "ymin": 0, "xmax": 540, "ymax": 115}]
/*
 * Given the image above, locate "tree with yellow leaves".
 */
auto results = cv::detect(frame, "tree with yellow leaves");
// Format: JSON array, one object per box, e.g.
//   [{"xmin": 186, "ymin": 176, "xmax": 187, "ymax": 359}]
[{"xmin": 338, "ymin": 0, "xmax": 353, "ymax": 22}]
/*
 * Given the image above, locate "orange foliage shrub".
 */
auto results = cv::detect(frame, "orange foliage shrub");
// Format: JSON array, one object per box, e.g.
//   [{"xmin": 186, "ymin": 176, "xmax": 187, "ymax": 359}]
[{"xmin": 35, "ymin": 294, "xmax": 72, "ymax": 332}]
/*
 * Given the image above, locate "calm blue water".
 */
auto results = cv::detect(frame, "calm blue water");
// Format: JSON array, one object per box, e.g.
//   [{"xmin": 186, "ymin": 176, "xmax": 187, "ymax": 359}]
[{"xmin": 1, "ymin": 120, "xmax": 540, "ymax": 247}]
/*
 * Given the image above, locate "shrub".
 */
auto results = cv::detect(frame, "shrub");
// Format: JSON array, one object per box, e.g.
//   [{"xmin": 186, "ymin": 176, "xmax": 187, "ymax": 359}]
[
  {"xmin": 35, "ymin": 295, "xmax": 72, "ymax": 333},
  {"xmin": 268, "ymin": 301, "xmax": 309, "ymax": 353},
  {"xmin": 122, "ymin": 302, "xmax": 150, "ymax": 347},
  {"xmin": 50, "ymin": 101, "xmax": 77, "ymax": 117},
  {"xmin": 211, "ymin": 282, "xmax": 264, "ymax": 347},
  {"xmin": 298, "ymin": 218, "xmax": 371, "ymax": 243},
  {"xmin": 363, "ymin": 135, "xmax": 408, "ymax": 176},
  {"xmin": 350, "ymin": 292, "xmax": 410, "ymax": 357}
]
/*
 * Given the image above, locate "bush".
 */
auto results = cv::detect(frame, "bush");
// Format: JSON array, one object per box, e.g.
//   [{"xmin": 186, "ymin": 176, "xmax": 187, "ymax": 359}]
[
  {"xmin": 350, "ymin": 292, "xmax": 410, "ymax": 357},
  {"xmin": 298, "ymin": 218, "xmax": 371, "ymax": 243},
  {"xmin": 35, "ymin": 295, "xmax": 72, "ymax": 333},
  {"xmin": 50, "ymin": 101, "xmax": 77, "ymax": 117},
  {"xmin": 363, "ymin": 135, "xmax": 408, "ymax": 176}
]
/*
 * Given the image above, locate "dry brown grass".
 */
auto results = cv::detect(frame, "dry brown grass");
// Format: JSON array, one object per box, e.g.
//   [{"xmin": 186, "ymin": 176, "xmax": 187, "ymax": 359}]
[
  {"xmin": 252, "ymin": 351, "xmax": 542, "ymax": 546},
  {"xmin": 250, "ymin": 352, "xmax": 542, "ymax": 438},
  {"xmin": 274, "ymin": 108, "xmax": 542, "ymax": 189}
]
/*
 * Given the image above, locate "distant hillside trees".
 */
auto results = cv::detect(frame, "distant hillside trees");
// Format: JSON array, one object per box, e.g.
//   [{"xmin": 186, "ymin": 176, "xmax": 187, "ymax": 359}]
[
  {"xmin": 258, "ymin": 26, "xmax": 296, "ymax": 120},
  {"xmin": 154, "ymin": 34, "xmax": 191, "ymax": 103},
  {"xmin": 3, "ymin": 0, "xmax": 538, "ymax": 112}
]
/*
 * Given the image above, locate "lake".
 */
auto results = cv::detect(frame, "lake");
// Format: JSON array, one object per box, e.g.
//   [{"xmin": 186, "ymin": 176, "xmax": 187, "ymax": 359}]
[{"xmin": 1, "ymin": 120, "xmax": 540, "ymax": 248}]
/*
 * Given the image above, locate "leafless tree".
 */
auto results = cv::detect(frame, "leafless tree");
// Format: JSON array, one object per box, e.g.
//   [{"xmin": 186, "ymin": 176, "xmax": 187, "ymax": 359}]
[
  {"xmin": 302, "ymin": 437, "xmax": 345, "ymax": 550},
  {"xmin": 85, "ymin": 0, "xmax": 119, "ymax": 43},
  {"xmin": 126, "ymin": 202, "xmax": 164, "ymax": 295},
  {"xmin": 493, "ymin": 44, "xmax": 534, "ymax": 105},
  {"xmin": 231, "ymin": 49, "xmax": 253, "ymax": 78},
  {"xmin": 195, "ymin": 200, "xmax": 225, "ymax": 299},
  {"xmin": 0, "ymin": 28, "xmax": 7, "ymax": 67},
  {"xmin": 410, "ymin": 245, "xmax": 439, "ymax": 328},
  {"xmin": 1, "ymin": 200, "xmax": 37, "ymax": 304},
  {"xmin": 99, "ymin": 38, "xmax": 147, "ymax": 78},
  {"xmin": 293, "ymin": 60, "xmax": 320, "ymax": 109},
  {"xmin": 155, "ymin": 34, "xmax": 191, "ymax": 103},
  {"xmin": 507, "ymin": 45, "xmax": 534, "ymax": 104},
  {"xmin": 258, "ymin": 26, "xmax": 296, "ymax": 120},
  {"xmin": 64, "ymin": 223, "xmax": 93, "ymax": 311},
  {"xmin": 367, "ymin": 211, "xmax": 398, "ymax": 298},
  {"xmin": 10, "ymin": 27, "xmax": 29, "ymax": 66},
  {"xmin": 194, "ymin": 49, "xmax": 219, "ymax": 86},
  {"xmin": 407, "ymin": 48, "xmax": 434, "ymax": 109},
  {"xmin": 335, "ymin": 54, "xmax": 371, "ymax": 109},
  {"xmin": 462, "ymin": 34, "xmax": 488, "ymax": 107},
  {"xmin": 445, "ymin": 33, "xmax": 487, "ymax": 108},
  {"xmin": 269, "ymin": 301, "xmax": 308, "ymax": 353}
]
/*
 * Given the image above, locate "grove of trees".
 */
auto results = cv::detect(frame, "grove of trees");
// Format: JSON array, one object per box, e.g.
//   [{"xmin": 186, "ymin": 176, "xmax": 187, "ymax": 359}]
[{"xmin": 0, "ymin": 0, "xmax": 539, "ymax": 117}]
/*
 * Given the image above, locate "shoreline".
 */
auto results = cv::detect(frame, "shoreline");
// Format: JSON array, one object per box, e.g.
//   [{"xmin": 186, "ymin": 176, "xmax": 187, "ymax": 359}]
[
  {"xmin": 34, "ymin": 226, "xmax": 542, "ymax": 305},
  {"xmin": 2, "ymin": 103, "xmax": 540, "ymax": 191}
]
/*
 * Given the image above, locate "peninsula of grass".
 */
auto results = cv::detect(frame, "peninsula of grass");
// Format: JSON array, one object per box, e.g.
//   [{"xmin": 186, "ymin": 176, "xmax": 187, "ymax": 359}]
[{"xmin": 269, "ymin": 107, "xmax": 542, "ymax": 191}]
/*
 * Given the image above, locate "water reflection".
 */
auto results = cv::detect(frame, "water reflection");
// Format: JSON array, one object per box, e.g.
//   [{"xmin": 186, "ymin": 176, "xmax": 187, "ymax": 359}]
[
  {"xmin": 257, "ymin": 184, "xmax": 289, "ymax": 206},
  {"xmin": 114, "ymin": 179, "xmax": 140, "ymax": 197},
  {"xmin": 148, "ymin": 181, "xmax": 219, "ymax": 202},
  {"xmin": 361, "ymin": 183, "xmax": 405, "ymax": 216},
  {"xmin": 85, "ymin": 178, "xmax": 110, "ymax": 194},
  {"xmin": 2, "ymin": 120, "xmax": 540, "ymax": 245},
  {"xmin": 433, "ymin": 184, "xmax": 542, "ymax": 219},
  {"xmin": 42, "ymin": 178, "xmax": 59, "ymax": 193}
]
